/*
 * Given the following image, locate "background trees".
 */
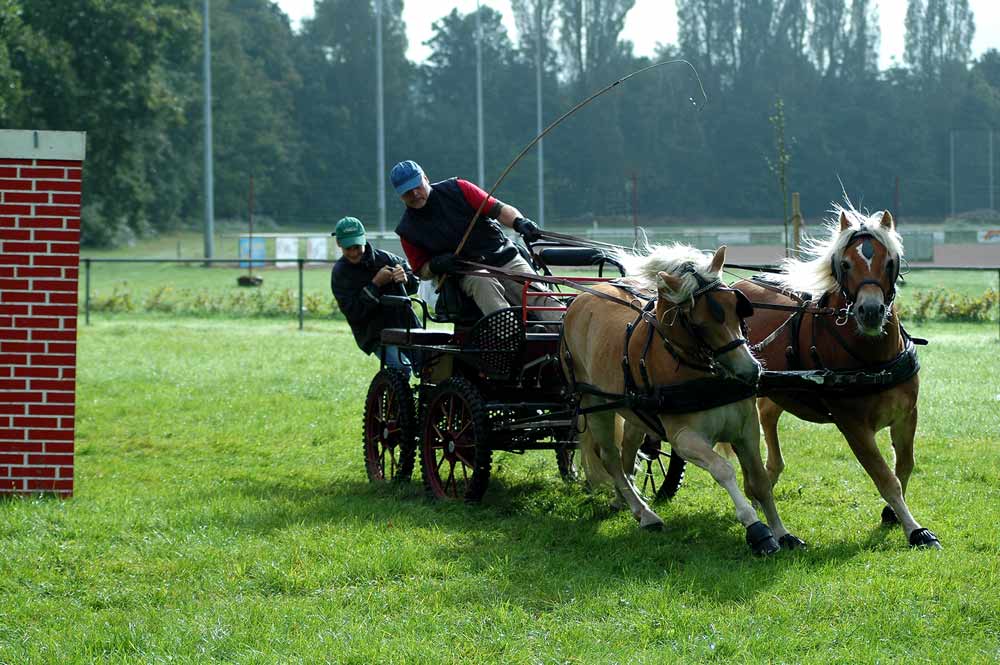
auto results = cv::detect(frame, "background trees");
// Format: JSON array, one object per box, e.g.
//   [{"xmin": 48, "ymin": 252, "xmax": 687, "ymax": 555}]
[{"xmin": 2, "ymin": 0, "xmax": 997, "ymax": 245}]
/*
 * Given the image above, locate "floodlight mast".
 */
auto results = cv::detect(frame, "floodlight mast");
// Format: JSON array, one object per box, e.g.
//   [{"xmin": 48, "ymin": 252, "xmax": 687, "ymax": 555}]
[{"xmin": 202, "ymin": 0, "xmax": 215, "ymax": 259}]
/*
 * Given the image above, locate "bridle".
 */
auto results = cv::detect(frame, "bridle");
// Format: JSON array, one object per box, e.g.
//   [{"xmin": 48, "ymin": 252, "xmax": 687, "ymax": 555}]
[
  {"xmin": 830, "ymin": 231, "xmax": 900, "ymax": 323},
  {"xmin": 636, "ymin": 267, "xmax": 755, "ymax": 373}
]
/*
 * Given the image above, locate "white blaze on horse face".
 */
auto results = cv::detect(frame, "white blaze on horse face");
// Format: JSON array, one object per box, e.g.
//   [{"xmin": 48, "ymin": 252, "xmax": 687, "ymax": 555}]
[{"xmin": 854, "ymin": 243, "xmax": 873, "ymax": 270}]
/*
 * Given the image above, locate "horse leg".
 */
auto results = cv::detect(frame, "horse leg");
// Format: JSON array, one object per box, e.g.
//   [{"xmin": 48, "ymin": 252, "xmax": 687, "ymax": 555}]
[
  {"xmin": 670, "ymin": 426, "xmax": 779, "ymax": 555},
  {"xmin": 618, "ymin": 415, "xmax": 645, "ymax": 481},
  {"xmin": 757, "ymin": 397, "xmax": 786, "ymax": 488},
  {"xmin": 728, "ymin": 424, "xmax": 806, "ymax": 550},
  {"xmin": 579, "ymin": 405, "xmax": 662, "ymax": 528},
  {"xmin": 836, "ymin": 419, "xmax": 941, "ymax": 549},
  {"xmin": 882, "ymin": 405, "xmax": 918, "ymax": 527}
]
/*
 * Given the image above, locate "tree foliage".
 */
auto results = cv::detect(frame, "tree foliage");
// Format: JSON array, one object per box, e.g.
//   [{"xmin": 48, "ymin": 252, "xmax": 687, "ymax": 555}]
[{"xmin": 2, "ymin": 0, "xmax": 997, "ymax": 247}]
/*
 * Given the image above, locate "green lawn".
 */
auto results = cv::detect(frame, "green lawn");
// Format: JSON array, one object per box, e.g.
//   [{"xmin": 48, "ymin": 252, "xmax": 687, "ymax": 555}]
[{"xmin": 1, "ymin": 317, "xmax": 998, "ymax": 662}]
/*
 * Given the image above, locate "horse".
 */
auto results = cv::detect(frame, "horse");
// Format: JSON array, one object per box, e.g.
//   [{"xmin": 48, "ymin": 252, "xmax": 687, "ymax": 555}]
[
  {"xmin": 733, "ymin": 205, "xmax": 941, "ymax": 549},
  {"xmin": 561, "ymin": 244, "xmax": 804, "ymax": 556}
]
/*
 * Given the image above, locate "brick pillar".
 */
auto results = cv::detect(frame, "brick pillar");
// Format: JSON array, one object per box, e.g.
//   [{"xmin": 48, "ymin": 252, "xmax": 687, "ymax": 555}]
[{"xmin": 0, "ymin": 130, "xmax": 86, "ymax": 496}]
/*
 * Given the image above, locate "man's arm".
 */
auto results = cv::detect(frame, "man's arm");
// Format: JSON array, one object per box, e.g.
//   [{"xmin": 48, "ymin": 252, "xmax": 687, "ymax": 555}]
[
  {"xmin": 399, "ymin": 237, "xmax": 433, "ymax": 279},
  {"xmin": 331, "ymin": 269, "xmax": 381, "ymax": 324},
  {"xmin": 455, "ymin": 179, "xmax": 524, "ymax": 228}
]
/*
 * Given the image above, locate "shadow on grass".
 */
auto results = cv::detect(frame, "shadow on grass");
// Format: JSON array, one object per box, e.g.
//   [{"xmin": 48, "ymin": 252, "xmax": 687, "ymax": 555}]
[{"xmin": 187, "ymin": 467, "xmax": 883, "ymax": 605}]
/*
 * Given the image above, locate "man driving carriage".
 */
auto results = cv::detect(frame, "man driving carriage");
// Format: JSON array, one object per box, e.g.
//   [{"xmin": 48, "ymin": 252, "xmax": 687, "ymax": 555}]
[
  {"xmin": 390, "ymin": 159, "xmax": 560, "ymax": 321},
  {"xmin": 330, "ymin": 216, "xmax": 421, "ymax": 375}
]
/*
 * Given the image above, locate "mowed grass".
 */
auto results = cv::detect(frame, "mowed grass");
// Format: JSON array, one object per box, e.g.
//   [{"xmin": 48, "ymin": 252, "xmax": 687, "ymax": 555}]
[{"xmin": 0, "ymin": 316, "xmax": 998, "ymax": 663}]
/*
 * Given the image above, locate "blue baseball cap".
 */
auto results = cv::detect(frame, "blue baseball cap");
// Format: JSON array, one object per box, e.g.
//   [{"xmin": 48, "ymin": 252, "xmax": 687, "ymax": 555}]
[{"xmin": 390, "ymin": 160, "xmax": 424, "ymax": 195}]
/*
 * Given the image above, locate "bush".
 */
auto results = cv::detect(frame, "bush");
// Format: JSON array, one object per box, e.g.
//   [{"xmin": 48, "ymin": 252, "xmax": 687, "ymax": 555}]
[
  {"xmin": 89, "ymin": 286, "xmax": 341, "ymax": 318},
  {"xmin": 898, "ymin": 289, "xmax": 998, "ymax": 322}
]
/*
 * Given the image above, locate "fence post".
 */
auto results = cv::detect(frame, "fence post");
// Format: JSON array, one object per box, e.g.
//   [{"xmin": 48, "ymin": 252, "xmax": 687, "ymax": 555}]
[
  {"xmin": 84, "ymin": 257, "xmax": 91, "ymax": 326},
  {"xmin": 298, "ymin": 258, "xmax": 304, "ymax": 331},
  {"xmin": 791, "ymin": 192, "xmax": 802, "ymax": 255}
]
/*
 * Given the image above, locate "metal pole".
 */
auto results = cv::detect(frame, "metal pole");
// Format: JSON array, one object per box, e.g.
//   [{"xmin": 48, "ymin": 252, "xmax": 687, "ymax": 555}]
[
  {"xmin": 202, "ymin": 0, "xmax": 215, "ymax": 259},
  {"xmin": 375, "ymin": 0, "xmax": 386, "ymax": 232},
  {"xmin": 84, "ymin": 258, "xmax": 90, "ymax": 326},
  {"xmin": 949, "ymin": 129, "xmax": 955, "ymax": 217},
  {"xmin": 535, "ymin": 1, "xmax": 545, "ymax": 228},
  {"xmin": 475, "ymin": 0, "xmax": 485, "ymax": 187},
  {"xmin": 298, "ymin": 258, "xmax": 304, "ymax": 331},
  {"xmin": 989, "ymin": 129, "xmax": 995, "ymax": 212},
  {"xmin": 248, "ymin": 175, "xmax": 254, "ymax": 278}
]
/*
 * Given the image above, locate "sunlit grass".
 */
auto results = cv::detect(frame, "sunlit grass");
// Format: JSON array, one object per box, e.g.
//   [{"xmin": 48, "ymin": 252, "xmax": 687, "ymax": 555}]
[{"xmin": 0, "ymin": 317, "xmax": 997, "ymax": 662}]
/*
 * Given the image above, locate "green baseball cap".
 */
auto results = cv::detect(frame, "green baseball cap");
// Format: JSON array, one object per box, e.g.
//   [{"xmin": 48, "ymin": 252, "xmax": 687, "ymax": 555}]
[{"xmin": 333, "ymin": 216, "xmax": 366, "ymax": 247}]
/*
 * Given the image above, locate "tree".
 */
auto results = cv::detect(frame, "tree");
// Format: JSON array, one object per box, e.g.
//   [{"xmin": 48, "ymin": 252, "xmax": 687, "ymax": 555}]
[
  {"xmin": 904, "ymin": 0, "xmax": 975, "ymax": 79},
  {"xmin": 8, "ymin": 0, "xmax": 199, "ymax": 244}
]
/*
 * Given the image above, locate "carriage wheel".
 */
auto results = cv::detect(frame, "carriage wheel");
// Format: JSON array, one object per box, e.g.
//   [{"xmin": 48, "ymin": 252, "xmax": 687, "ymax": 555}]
[
  {"xmin": 362, "ymin": 369, "xmax": 416, "ymax": 483},
  {"xmin": 420, "ymin": 377, "xmax": 492, "ymax": 502},
  {"xmin": 634, "ymin": 434, "xmax": 686, "ymax": 501}
]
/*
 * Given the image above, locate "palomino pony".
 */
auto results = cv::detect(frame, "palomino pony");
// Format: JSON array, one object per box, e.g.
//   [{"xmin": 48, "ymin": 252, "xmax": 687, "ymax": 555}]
[
  {"xmin": 561, "ymin": 244, "xmax": 804, "ymax": 556},
  {"xmin": 734, "ymin": 206, "xmax": 940, "ymax": 549}
]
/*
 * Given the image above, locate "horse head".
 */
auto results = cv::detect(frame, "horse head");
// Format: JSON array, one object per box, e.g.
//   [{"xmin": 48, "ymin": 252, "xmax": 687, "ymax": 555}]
[
  {"xmin": 656, "ymin": 246, "xmax": 760, "ymax": 385},
  {"xmin": 832, "ymin": 210, "xmax": 900, "ymax": 336}
]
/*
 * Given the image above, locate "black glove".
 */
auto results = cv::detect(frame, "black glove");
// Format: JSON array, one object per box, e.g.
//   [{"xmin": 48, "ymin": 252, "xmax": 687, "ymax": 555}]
[
  {"xmin": 513, "ymin": 217, "xmax": 542, "ymax": 243},
  {"xmin": 429, "ymin": 253, "xmax": 460, "ymax": 275}
]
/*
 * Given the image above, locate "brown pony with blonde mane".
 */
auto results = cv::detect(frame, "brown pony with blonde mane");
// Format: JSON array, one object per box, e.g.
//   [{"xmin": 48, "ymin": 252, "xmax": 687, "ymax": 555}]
[
  {"xmin": 562, "ymin": 244, "xmax": 804, "ymax": 556},
  {"xmin": 734, "ymin": 205, "xmax": 941, "ymax": 549}
]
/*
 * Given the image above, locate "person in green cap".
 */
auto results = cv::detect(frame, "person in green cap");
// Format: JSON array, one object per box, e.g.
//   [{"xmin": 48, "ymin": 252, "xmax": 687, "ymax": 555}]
[{"xmin": 331, "ymin": 216, "xmax": 420, "ymax": 375}]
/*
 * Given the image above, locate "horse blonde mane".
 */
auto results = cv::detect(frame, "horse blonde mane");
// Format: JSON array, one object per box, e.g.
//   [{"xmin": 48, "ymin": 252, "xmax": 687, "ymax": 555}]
[
  {"xmin": 614, "ymin": 243, "xmax": 719, "ymax": 303},
  {"xmin": 772, "ymin": 203, "xmax": 904, "ymax": 295}
]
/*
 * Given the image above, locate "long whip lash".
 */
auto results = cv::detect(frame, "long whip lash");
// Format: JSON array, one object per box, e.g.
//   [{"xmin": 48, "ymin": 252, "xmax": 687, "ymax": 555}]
[{"xmin": 452, "ymin": 59, "xmax": 708, "ymax": 258}]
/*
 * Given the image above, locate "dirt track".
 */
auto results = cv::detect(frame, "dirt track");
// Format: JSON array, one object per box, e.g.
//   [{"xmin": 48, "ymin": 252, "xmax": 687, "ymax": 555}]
[{"xmin": 726, "ymin": 243, "xmax": 1000, "ymax": 267}]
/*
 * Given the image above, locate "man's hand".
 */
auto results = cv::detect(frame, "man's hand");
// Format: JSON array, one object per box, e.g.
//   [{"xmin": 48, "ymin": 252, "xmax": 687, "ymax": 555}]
[
  {"xmin": 390, "ymin": 265, "xmax": 407, "ymax": 283},
  {"xmin": 513, "ymin": 217, "xmax": 542, "ymax": 243},
  {"xmin": 429, "ymin": 253, "xmax": 461, "ymax": 275},
  {"xmin": 372, "ymin": 266, "xmax": 395, "ymax": 287}
]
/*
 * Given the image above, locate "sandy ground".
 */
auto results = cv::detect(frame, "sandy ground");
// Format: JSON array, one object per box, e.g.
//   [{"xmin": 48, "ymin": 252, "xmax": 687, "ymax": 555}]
[{"xmin": 725, "ymin": 243, "xmax": 1000, "ymax": 268}]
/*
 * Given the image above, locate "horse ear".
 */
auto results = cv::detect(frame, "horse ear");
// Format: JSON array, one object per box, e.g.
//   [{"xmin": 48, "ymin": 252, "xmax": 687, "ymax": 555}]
[
  {"xmin": 657, "ymin": 270, "xmax": 683, "ymax": 294},
  {"xmin": 709, "ymin": 245, "xmax": 727, "ymax": 273},
  {"xmin": 839, "ymin": 211, "xmax": 851, "ymax": 231},
  {"xmin": 880, "ymin": 210, "xmax": 895, "ymax": 230}
]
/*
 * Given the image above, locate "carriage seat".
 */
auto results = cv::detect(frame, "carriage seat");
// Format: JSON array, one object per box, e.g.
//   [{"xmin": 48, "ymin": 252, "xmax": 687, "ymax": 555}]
[
  {"xmin": 533, "ymin": 246, "xmax": 625, "ymax": 276},
  {"xmin": 431, "ymin": 275, "xmax": 482, "ymax": 326},
  {"xmin": 380, "ymin": 328, "xmax": 455, "ymax": 347}
]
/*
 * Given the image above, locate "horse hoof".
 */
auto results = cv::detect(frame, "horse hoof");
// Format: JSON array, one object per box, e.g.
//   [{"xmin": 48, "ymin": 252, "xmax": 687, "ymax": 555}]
[
  {"xmin": 881, "ymin": 505, "xmax": 900, "ymax": 527},
  {"xmin": 746, "ymin": 521, "xmax": 780, "ymax": 556},
  {"xmin": 779, "ymin": 533, "xmax": 807, "ymax": 550},
  {"xmin": 639, "ymin": 513, "xmax": 665, "ymax": 530},
  {"xmin": 908, "ymin": 527, "xmax": 942, "ymax": 549}
]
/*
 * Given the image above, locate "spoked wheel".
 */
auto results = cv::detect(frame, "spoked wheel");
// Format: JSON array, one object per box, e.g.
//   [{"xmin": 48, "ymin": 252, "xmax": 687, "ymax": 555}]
[
  {"xmin": 634, "ymin": 434, "xmax": 686, "ymax": 502},
  {"xmin": 362, "ymin": 369, "xmax": 416, "ymax": 483},
  {"xmin": 420, "ymin": 377, "xmax": 492, "ymax": 502}
]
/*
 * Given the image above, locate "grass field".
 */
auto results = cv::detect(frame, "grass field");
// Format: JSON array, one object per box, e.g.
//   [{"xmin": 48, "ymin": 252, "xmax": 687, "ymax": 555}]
[{"xmin": 1, "ymin": 314, "xmax": 998, "ymax": 662}]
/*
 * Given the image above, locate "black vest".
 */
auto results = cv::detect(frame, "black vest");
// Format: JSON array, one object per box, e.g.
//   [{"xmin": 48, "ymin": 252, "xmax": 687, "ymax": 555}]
[{"xmin": 395, "ymin": 178, "xmax": 515, "ymax": 266}]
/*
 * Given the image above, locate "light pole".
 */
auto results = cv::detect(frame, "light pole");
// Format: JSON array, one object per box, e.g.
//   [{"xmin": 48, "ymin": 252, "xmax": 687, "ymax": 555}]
[
  {"xmin": 535, "ymin": 1, "xmax": 545, "ymax": 227},
  {"xmin": 375, "ymin": 0, "xmax": 386, "ymax": 232},
  {"xmin": 476, "ymin": 0, "xmax": 485, "ymax": 187},
  {"xmin": 202, "ymin": 0, "xmax": 214, "ymax": 259}
]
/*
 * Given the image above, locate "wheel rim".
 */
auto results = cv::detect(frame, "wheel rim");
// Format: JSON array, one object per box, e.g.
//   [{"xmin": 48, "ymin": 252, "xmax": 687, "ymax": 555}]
[
  {"xmin": 425, "ymin": 392, "xmax": 476, "ymax": 499},
  {"xmin": 365, "ymin": 379, "xmax": 404, "ymax": 481}
]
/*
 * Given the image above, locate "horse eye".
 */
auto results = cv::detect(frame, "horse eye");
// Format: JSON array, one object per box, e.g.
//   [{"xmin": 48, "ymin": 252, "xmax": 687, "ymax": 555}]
[{"xmin": 840, "ymin": 260, "xmax": 850, "ymax": 272}]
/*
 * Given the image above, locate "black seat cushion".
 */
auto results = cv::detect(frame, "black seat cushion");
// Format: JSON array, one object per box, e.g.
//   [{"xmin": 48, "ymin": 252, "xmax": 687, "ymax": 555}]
[{"xmin": 380, "ymin": 329, "xmax": 455, "ymax": 346}]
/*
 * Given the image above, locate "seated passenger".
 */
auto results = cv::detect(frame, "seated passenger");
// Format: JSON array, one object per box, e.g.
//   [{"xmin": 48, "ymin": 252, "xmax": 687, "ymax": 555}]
[
  {"xmin": 389, "ymin": 159, "xmax": 560, "ymax": 321},
  {"xmin": 330, "ymin": 216, "xmax": 420, "ymax": 375}
]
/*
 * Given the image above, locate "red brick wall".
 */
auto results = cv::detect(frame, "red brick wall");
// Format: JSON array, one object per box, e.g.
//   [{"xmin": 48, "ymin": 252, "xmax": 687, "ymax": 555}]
[{"xmin": 1, "ymin": 131, "xmax": 85, "ymax": 497}]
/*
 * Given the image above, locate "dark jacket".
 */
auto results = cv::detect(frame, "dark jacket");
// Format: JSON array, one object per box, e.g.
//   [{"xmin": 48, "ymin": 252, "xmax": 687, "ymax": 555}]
[
  {"xmin": 395, "ymin": 178, "xmax": 517, "ymax": 268},
  {"xmin": 331, "ymin": 244, "xmax": 420, "ymax": 354}
]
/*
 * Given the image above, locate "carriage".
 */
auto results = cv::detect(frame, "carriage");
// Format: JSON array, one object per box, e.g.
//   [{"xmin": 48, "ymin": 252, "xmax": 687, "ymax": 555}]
[{"xmin": 360, "ymin": 243, "xmax": 686, "ymax": 503}]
